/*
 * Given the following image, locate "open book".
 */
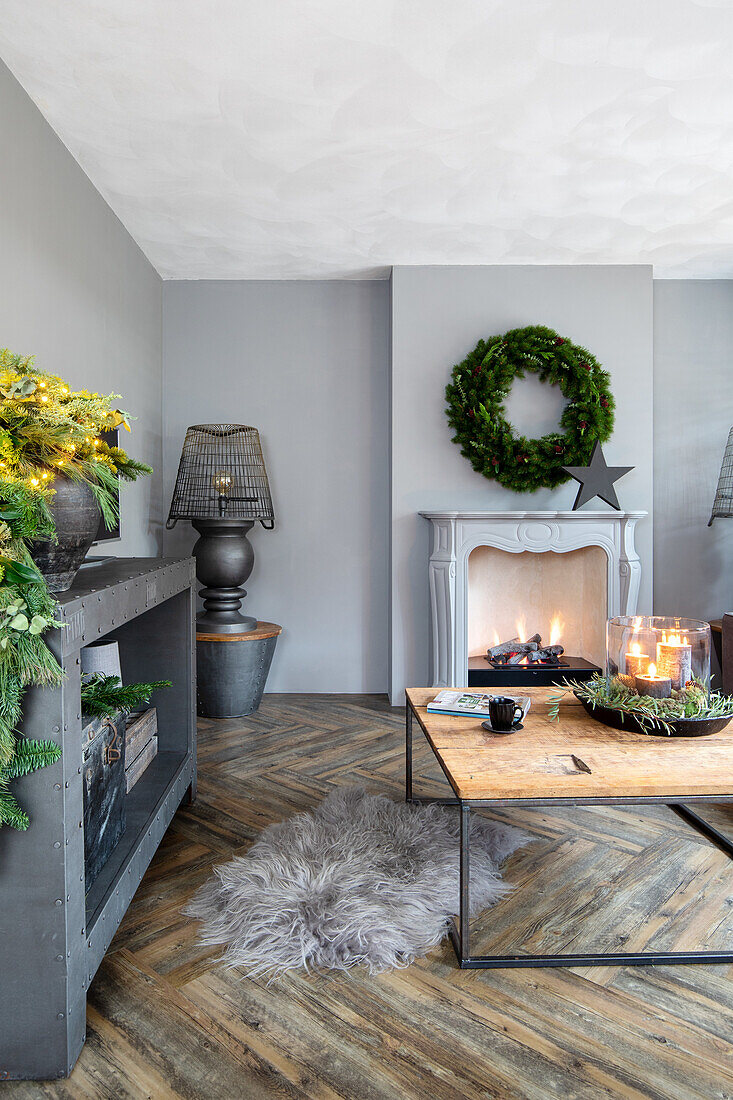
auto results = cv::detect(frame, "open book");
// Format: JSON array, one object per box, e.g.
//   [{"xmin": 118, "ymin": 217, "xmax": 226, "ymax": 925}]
[{"xmin": 426, "ymin": 690, "xmax": 532, "ymax": 719}]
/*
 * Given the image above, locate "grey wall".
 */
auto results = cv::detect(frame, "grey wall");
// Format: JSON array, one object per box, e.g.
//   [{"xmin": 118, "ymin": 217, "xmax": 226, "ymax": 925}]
[
  {"xmin": 653, "ymin": 281, "xmax": 733, "ymax": 623},
  {"xmin": 162, "ymin": 281, "xmax": 390, "ymax": 693},
  {"xmin": 1, "ymin": 51, "xmax": 725, "ymax": 702},
  {"xmin": 0, "ymin": 61, "xmax": 162, "ymax": 555},
  {"xmin": 391, "ymin": 265, "xmax": 654, "ymax": 703}
]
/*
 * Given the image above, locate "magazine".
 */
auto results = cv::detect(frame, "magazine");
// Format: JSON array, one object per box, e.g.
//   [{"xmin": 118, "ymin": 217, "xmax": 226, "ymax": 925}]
[{"xmin": 426, "ymin": 690, "xmax": 531, "ymax": 720}]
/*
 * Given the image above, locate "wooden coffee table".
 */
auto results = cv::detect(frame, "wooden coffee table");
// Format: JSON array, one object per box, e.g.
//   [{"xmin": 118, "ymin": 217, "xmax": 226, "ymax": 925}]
[{"xmin": 406, "ymin": 686, "xmax": 733, "ymax": 969}]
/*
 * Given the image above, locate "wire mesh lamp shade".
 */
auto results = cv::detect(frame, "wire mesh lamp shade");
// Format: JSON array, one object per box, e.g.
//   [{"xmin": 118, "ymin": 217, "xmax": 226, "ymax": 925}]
[
  {"xmin": 709, "ymin": 427, "xmax": 733, "ymax": 525},
  {"xmin": 166, "ymin": 424, "xmax": 274, "ymax": 529}
]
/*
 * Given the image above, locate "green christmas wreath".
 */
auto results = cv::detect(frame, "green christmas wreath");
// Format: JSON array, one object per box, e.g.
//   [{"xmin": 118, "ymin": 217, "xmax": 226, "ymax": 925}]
[{"xmin": 445, "ymin": 325, "xmax": 615, "ymax": 493}]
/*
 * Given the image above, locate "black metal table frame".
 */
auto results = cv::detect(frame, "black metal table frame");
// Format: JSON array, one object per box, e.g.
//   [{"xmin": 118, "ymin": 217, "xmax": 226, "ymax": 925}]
[{"xmin": 405, "ymin": 699, "xmax": 733, "ymax": 969}]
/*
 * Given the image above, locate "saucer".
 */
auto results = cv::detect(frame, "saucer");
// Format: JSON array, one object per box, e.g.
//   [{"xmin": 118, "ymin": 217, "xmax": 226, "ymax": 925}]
[{"xmin": 481, "ymin": 719, "xmax": 524, "ymax": 735}]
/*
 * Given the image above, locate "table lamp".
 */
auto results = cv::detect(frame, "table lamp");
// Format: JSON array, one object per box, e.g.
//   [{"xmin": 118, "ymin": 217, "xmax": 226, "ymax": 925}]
[
  {"xmin": 166, "ymin": 424, "xmax": 274, "ymax": 633},
  {"xmin": 709, "ymin": 426, "xmax": 733, "ymax": 525}
]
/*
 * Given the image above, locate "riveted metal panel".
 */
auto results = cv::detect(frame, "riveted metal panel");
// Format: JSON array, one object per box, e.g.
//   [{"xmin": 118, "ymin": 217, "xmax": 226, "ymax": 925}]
[{"xmin": 0, "ymin": 558, "xmax": 196, "ymax": 1080}]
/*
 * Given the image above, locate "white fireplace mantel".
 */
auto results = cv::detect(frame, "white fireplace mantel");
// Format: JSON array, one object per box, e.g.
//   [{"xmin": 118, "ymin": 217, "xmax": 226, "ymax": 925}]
[{"xmin": 420, "ymin": 510, "xmax": 647, "ymax": 688}]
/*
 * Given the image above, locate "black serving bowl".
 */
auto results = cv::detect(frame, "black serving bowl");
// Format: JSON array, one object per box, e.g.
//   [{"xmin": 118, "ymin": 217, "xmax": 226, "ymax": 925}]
[{"xmin": 575, "ymin": 693, "xmax": 733, "ymax": 738}]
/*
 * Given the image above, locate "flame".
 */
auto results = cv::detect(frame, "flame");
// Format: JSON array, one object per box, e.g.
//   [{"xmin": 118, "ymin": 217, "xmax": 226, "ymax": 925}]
[
  {"xmin": 515, "ymin": 614, "xmax": 527, "ymax": 642},
  {"xmin": 648, "ymin": 661, "xmax": 657, "ymax": 678},
  {"xmin": 492, "ymin": 629, "xmax": 500, "ymax": 647},
  {"xmin": 549, "ymin": 613, "xmax": 564, "ymax": 647},
  {"xmin": 631, "ymin": 642, "xmax": 641, "ymax": 656}
]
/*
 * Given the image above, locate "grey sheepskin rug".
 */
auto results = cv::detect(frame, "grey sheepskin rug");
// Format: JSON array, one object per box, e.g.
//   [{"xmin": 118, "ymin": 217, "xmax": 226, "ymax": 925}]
[{"xmin": 185, "ymin": 786, "xmax": 530, "ymax": 976}]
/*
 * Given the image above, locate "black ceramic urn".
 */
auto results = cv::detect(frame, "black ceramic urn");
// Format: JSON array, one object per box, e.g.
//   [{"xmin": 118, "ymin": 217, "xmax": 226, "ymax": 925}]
[{"xmin": 30, "ymin": 477, "xmax": 101, "ymax": 592}]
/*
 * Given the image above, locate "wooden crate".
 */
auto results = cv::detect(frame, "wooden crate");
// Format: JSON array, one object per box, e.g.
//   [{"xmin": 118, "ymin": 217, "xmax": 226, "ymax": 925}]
[
  {"xmin": 125, "ymin": 707, "xmax": 159, "ymax": 792},
  {"xmin": 125, "ymin": 735, "xmax": 158, "ymax": 792}
]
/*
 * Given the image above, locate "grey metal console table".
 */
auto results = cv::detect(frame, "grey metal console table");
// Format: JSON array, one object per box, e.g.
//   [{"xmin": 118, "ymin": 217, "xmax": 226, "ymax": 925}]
[{"xmin": 0, "ymin": 557, "xmax": 196, "ymax": 1081}]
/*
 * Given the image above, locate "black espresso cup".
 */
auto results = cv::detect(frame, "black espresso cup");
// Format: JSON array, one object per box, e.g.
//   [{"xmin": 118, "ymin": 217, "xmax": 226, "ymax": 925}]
[{"xmin": 488, "ymin": 696, "xmax": 523, "ymax": 732}]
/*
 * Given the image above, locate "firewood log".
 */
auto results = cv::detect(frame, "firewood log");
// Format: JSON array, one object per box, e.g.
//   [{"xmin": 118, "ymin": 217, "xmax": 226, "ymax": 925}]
[{"xmin": 486, "ymin": 634, "xmax": 541, "ymax": 658}]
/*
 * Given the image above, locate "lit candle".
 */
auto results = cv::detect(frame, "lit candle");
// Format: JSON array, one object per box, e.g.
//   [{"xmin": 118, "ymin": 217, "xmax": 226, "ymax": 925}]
[
  {"xmin": 635, "ymin": 661, "xmax": 672, "ymax": 699},
  {"xmin": 624, "ymin": 641, "xmax": 649, "ymax": 679},
  {"xmin": 656, "ymin": 632, "xmax": 692, "ymax": 691}
]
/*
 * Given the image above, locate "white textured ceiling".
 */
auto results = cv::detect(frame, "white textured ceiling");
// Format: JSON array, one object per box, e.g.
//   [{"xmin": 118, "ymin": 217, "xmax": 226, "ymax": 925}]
[{"xmin": 2, "ymin": 1, "xmax": 733, "ymax": 279}]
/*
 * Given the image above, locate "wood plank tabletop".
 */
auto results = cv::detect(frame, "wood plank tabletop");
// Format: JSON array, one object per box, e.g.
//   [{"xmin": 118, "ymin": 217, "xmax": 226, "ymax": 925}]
[{"xmin": 406, "ymin": 687, "xmax": 733, "ymax": 801}]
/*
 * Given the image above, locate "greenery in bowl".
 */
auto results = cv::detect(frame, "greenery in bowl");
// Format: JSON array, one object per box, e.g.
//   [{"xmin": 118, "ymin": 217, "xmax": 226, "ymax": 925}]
[
  {"xmin": 0, "ymin": 348, "xmax": 152, "ymax": 830},
  {"xmin": 549, "ymin": 673, "xmax": 733, "ymax": 735},
  {"xmin": 0, "ymin": 347, "xmax": 151, "ymax": 529}
]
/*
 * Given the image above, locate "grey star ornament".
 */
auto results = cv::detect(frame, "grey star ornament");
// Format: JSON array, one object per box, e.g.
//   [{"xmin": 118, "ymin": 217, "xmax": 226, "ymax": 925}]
[{"xmin": 562, "ymin": 441, "xmax": 633, "ymax": 510}]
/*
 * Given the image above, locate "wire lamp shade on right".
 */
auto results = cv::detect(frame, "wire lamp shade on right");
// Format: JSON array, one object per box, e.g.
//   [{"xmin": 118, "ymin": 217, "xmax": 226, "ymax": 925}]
[
  {"xmin": 709, "ymin": 427, "xmax": 733, "ymax": 526},
  {"xmin": 166, "ymin": 424, "xmax": 274, "ymax": 529}
]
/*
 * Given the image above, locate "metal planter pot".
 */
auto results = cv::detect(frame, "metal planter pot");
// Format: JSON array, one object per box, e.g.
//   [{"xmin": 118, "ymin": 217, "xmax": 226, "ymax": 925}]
[
  {"xmin": 30, "ymin": 477, "xmax": 101, "ymax": 592},
  {"xmin": 196, "ymin": 625, "xmax": 280, "ymax": 718}
]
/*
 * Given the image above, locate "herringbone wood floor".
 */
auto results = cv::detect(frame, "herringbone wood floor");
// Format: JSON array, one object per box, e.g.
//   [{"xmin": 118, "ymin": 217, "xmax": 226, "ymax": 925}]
[{"xmin": 8, "ymin": 695, "xmax": 733, "ymax": 1100}]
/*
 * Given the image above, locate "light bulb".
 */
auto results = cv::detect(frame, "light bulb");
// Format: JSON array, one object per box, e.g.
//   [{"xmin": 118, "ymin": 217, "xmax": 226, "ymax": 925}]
[{"xmin": 212, "ymin": 471, "xmax": 234, "ymax": 496}]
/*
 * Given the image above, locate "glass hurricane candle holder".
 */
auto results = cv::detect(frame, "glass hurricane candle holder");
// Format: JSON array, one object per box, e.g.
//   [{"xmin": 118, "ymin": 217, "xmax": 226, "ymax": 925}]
[{"xmin": 606, "ymin": 616, "xmax": 711, "ymax": 700}]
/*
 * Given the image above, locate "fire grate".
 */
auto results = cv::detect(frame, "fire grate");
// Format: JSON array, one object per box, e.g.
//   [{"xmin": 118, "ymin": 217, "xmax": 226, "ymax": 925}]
[{"xmin": 468, "ymin": 654, "xmax": 601, "ymax": 688}]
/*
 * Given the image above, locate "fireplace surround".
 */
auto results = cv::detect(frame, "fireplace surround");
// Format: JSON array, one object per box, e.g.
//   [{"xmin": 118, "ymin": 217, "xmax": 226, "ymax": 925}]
[{"xmin": 421, "ymin": 510, "xmax": 646, "ymax": 689}]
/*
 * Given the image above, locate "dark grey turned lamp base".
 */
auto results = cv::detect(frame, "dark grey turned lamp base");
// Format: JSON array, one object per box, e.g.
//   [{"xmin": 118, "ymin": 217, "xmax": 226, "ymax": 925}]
[
  {"xmin": 190, "ymin": 518, "xmax": 280, "ymax": 716},
  {"xmin": 192, "ymin": 517, "xmax": 258, "ymax": 633},
  {"xmin": 196, "ymin": 623, "xmax": 281, "ymax": 718}
]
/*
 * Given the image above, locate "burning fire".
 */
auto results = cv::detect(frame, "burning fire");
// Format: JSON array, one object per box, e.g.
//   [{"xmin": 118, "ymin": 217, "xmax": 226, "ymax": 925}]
[
  {"xmin": 631, "ymin": 641, "xmax": 641, "ymax": 656},
  {"xmin": 487, "ymin": 610, "xmax": 568, "ymax": 669},
  {"xmin": 661, "ymin": 632, "xmax": 688, "ymax": 646},
  {"xmin": 502, "ymin": 613, "xmax": 564, "ymax": 665}
]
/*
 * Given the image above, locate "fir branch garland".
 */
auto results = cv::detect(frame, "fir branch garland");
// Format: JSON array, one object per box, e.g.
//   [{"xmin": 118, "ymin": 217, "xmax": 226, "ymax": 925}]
[
  {"xmin": 0, "ymin": 347, "xmax": 152, "ymax": 533},
  {"xmin": 81, "ymin": 675, "xmax": 171, "ymax": 719},
  {"xmin": 445, "ymin": 325, "xmax": 615, "ymax": 492},
  {"xmin": 0, "ymin": 785, "xmax": 31, "ymax": 830},
  {"xmin": 5, "ymin": 738, "xmax": 63, "ymax": 780},
  {"xmin": 0, "ymin": 563, "xmax": 63, "ymax": 827},
  {"xmin": 0, "ymin": 346, "xmax": 153, "ymax": 831}
]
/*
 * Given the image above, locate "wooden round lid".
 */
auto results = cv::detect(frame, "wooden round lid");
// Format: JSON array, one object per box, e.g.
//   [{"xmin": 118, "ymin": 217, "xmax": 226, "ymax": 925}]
[{"xmin": 196, "ymin": 621, "xmax": 282, "ymax": 642}]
